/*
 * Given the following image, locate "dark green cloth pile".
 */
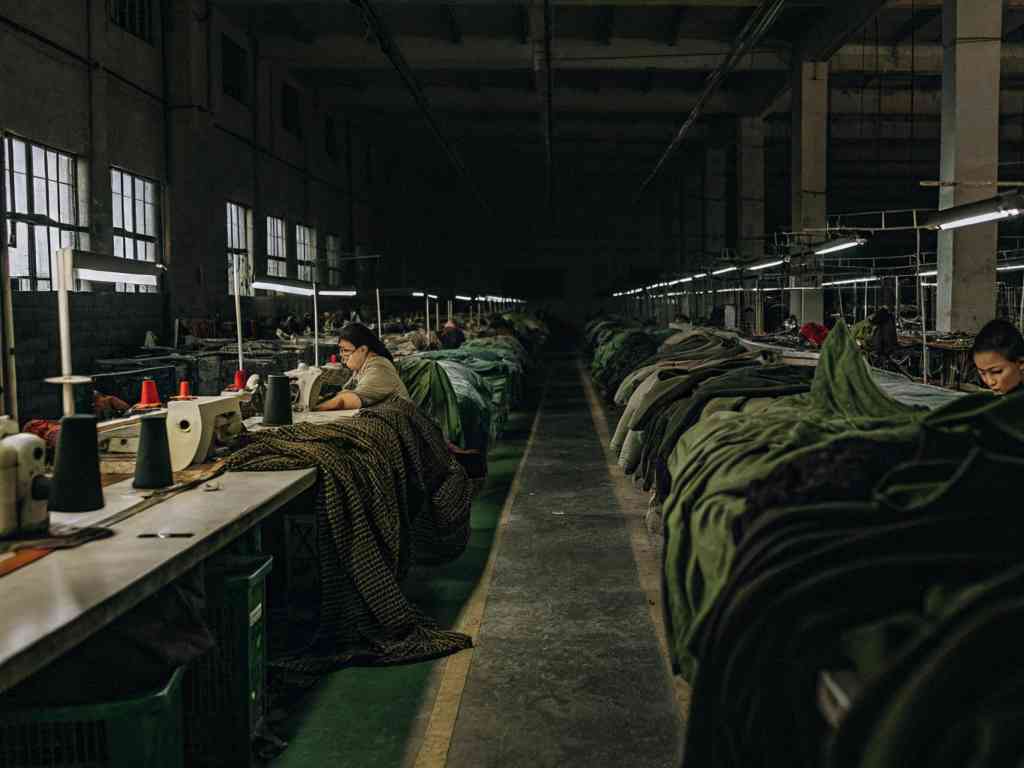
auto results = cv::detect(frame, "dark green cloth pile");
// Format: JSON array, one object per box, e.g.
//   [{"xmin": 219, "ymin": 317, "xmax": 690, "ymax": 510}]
[
  {"xmin": 590, "ymin": 328, "xmax": 659, "ymax": 401},
  {"xmin": 647, "ymin": 323, "xmax": 1024, "ymax": 768},
  {"xmin": 396, "ymin": 357, "xmax": 465, "ymax": 448},
  {"xmin": 436, "ymin": 359, "xmax": 494, "ymax": 453},
  {"xmin": 417, "ymin": 347, "xmax": 524, "ymax": 436},
  {"xmin": 226, "ymin": 399, "xmax": 474, "ymax": 673}
]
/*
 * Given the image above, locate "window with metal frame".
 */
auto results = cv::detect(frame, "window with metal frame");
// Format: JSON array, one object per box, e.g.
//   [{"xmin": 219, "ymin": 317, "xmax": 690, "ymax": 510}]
[
  {"xmin": 3, "ymin": 136, "xmax": 88, "ymax": 292},
  {"xmin": 325, "ymin": 234, "xmax": 342, "ymax": 288},
  {"xmin": 111, "ymin": 168, "xmax": 160, "ymax": 294},
  {"xmin": 226, "ymin": 202, "xmax": 253, "ymax": 297},
  {"xmin": 266, "ymin": 216, "xmax": 287, "ymax": 278},
  {"xmin": 296, "ymin": 224, "xmax": 317, "ymax": 283},
  {"xmin": 222, "ymin": 34, "xmax": 248, "ymax": 105},
  {"xmin": 108, "ymin": 0, "xmax": 154, "ymax": 44}
]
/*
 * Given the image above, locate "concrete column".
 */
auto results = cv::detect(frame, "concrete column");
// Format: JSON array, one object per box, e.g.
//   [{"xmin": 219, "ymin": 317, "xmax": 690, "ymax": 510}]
[
  {"xmin": 87, "ymin": 1, "xmax": 112, "ymax": 255},
  {"xmin": 737, "ymin": 117, "xmax": 765, "ymax": 262},
  {"xmin": 937, "ymin": 0, "xmax": 1002, "ymax": 333},
  {"xmin": 791, "ymin": 60, "xmax": 829, "ymax": 324},
  {"xmin": 705, "ymin": 145, "xmax": 727, "ymax": 261}
]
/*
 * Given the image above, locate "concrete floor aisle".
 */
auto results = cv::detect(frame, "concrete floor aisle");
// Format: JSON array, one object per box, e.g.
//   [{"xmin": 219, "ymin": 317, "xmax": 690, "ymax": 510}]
[{"xmin": 443, "ymin": 358, "xmax": 681, "ymax": 768}]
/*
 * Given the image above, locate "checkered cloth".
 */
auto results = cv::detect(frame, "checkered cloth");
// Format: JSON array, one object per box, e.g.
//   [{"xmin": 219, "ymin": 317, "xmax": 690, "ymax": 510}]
[{"xmin": 226, "ymin": 399, "xmax": 473, "ymax": 672}]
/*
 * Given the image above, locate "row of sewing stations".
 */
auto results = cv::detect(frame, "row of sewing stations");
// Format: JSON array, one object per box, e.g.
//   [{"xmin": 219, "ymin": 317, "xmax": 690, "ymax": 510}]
[{"xmin": 0, "ymin": 262, "xmax": 534, "ymax": 766}]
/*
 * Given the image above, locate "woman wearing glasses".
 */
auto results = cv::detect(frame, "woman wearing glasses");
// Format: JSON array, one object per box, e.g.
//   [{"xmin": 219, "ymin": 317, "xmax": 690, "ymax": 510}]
[{"xmin": 315, "ymin": 323, "xmax": 410, "ymax": 411}]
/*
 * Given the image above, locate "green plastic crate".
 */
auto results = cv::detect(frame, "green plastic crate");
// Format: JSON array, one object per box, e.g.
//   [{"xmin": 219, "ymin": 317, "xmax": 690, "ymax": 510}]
[
  {"xmin": 184, "ymin": 555, "xmax": 273, "ymax": 768},
  {"xmin": 0, "ymin": 666, "xmax": 185, "ymax": 768}
]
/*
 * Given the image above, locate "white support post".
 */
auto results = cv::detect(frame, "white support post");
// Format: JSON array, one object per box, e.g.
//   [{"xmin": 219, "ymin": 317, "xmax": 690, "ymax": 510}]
[
  {"xmin": 233, "ymin": 253, "xmax": 244, "ymax": 375},
  {"xmin": 313, "ymin": 282, "xmax": 319, "ymax": 368}
]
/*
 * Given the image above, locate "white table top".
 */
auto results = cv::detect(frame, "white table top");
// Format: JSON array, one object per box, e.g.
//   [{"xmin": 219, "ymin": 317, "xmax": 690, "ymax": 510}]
[{"xmin": 0, "ymin": 466, "xmax": 317, "ymax": 694}]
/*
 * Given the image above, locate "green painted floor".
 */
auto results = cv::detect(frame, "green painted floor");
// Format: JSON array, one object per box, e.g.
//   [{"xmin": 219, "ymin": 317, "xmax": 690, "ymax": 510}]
[{"xmin": 271, "ymin": 403, "xmax": 538, "ymax": 768}]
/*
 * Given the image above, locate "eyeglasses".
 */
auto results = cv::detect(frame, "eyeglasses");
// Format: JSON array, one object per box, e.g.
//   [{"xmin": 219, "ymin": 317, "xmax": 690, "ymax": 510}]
[{"xmin": 338, "ymin": 346, "xmax": 356, "ymax": 358}]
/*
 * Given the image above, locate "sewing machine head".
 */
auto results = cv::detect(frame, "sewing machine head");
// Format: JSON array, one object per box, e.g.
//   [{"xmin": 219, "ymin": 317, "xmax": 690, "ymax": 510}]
[
  {"xmin": 285, "ymin": 364, "xmax": 351, "ymax": 412},
  {"xmin": 166, "ymin": 394, "xmax": 243, "ymax": 472},
  {"xmin": 0, "ymin": 416, "xmax": 49, "ymax": 538}
]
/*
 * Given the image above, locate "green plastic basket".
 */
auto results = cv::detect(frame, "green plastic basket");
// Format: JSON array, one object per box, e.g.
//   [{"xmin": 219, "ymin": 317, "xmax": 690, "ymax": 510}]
[
  {"xmin": 0, "ymin": 666, "xmax": 185, "ymax": 768},
  {"xmin": 184, "ymin": 555, "xmax": 272, "ymax": 768}
]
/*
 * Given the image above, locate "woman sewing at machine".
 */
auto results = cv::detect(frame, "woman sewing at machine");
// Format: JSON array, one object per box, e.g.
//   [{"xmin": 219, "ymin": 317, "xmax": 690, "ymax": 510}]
[{"xmin": 315, "ymin": 323, "xmax": 410, "ymax": 411}]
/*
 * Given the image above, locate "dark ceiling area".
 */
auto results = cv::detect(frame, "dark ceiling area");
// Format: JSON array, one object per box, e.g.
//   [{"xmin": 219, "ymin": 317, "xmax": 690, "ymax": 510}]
[{"xmin": 214, "ymin": 0, "xmax": 1024, "ymax": 296}]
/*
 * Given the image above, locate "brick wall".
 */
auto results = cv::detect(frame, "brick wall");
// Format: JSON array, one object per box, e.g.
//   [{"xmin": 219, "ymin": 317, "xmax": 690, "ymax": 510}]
[{"xmin": 13, "ymin": 292, "xmax": 166, "ymax": 420}]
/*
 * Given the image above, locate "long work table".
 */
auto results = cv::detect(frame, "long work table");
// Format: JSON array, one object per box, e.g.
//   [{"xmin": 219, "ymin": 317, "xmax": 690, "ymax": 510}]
[{"xmin": 0, "ymin": 466, "xmax": 317, "ymax": 694}]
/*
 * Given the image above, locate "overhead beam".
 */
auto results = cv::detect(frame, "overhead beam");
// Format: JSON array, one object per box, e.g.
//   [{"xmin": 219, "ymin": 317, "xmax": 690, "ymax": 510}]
[
  {"xmin": 799, "ymin": 0, "xmax": 888, "ymax": 61},
  {"xmin": 442, "ymin": 5, "xmax": 463, "ymax": 45},
  {"xmin": 596, "ymin": 7, "xmax": 615, "ymax": 45},
  {"xmin": 213, "ymin": 0, "xmax": 1024, "ymax": 7},
  {"xmin": 666, "ymin": 7, "xmax": 687, "ymax": 46},
  {"xmin": 891, "ymin": 8, "xmax": 941, "ymax": 44}
]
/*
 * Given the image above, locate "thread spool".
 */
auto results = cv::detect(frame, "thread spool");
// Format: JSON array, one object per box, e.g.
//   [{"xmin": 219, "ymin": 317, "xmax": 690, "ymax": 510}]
[
  {"xmin": 133, "ymin": 413, "xmax": 173, "ymax": 489},
  {"xmin": 178, "ymin": 380, "xmax": 192, "ymax": 398},
  {"xmin": 262, "ymin": 375, "xmax": 292, "ymax": 426},
  {"xmin": 135, "ymin": 378, "xmax": 161, "ymax": 410},
  {"xmin": 48, "ymin": 415, "xmax": 104, "ymax": 513},
  {"xmin": 231, "ymin": 369, "xmax": 247, "ymax": 391}
]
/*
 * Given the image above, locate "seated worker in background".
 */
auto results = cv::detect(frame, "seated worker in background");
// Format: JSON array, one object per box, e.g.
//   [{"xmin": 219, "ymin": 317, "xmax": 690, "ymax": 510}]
[
  {"xmin": 972, "ymin": 318, "xmax": 1024, "ymax": 396},
  {"xmin": 440, "ymin": 319, "xmax": 466, "ymax": 350},
  {"xmin": 316, "ymin": 323, "xmax": 410, "ymax": 410}
]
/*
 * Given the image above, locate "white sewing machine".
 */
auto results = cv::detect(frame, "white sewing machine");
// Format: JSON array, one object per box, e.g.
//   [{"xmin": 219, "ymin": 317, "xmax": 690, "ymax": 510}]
[
  {"xmin": 166, "ymin": 394, "xmax": 243, "ymax": 471},
  {"xmin": 285, "ymin": 364, "xmax": 351, "ymax": 412},
  {"xmin": 0, "ymin": 416, "xmax": 49, "ymax": 538}
]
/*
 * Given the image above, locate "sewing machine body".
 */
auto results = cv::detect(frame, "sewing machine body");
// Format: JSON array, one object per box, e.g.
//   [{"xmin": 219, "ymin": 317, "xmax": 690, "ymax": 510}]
[
  {"xmin": 167, "ymin": 395, "xmax": 243, "ymax": 471},
  {"xmin": 0, "ymin": 417, "xmax": 49, "ymax": 538}
]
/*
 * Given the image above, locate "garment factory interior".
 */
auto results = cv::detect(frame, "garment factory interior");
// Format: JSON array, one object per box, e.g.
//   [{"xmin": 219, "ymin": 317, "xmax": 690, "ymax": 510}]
[{"xmin": 2, "ymin": 0, "xmax": 1024, "ymax": 767}]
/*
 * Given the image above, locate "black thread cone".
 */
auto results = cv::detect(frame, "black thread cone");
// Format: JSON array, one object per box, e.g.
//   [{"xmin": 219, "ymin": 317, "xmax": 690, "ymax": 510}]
[
  {"xmin": 134, "ymin": 413, "xmax": 173, "ymax": 489},
  {"xmin": 49, "ymin": 415, "xmax": 104, "ymax": 513},
  {"xmin": 263, "ymin": 374, "xmax": 293, "ymax": 426}
]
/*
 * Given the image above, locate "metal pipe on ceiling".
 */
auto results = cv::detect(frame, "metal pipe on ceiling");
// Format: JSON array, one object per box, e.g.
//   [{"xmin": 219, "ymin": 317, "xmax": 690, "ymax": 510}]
[
  {"xmin": 634, "ymin": 0, "xmax": 787, "ymax": 202},
  {"xmin": 543, "ymin": 0, "xmax": 554, "ymax": 216},
  {"xmin": 350, "ymin": 0, "xmax": 492, "ymax": 216}
]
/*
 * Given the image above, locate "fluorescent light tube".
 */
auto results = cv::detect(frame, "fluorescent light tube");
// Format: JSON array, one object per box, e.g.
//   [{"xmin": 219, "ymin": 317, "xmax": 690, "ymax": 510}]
[
  {"xmin": 748, "ymin": 260, "xmax": 784, "ymax": 271},
  {"xmin": 74, "ymin": 268, "xmax": 158, "ymax": 286},
  {"xmin": 692, "ymin": 273, "xmax": 708, "ymax": 279},
  {"xmin": 919, "ymin": 270, "xmax": 937, "ymax": 277},
  {"xmin": 926, "ymin": 191, "xmax": 1024, "ymax": 231},
  {"xmin": 319, "ymin": 290, "xmax": 358, "ymax": 297},
  {"xmin": 814, "ymin": 237, "xmax": 867, "ymax": 256},
  {"xmin": 252, "ymin": 280, "xmax": 315, "ymax": 296},
  {"xmin": 412, "ymin": 292, "xmax": 425, "ymax": 297},
  {"xmin": 712, "ymin": 267, "xmax": 738, "ymax": 276},
  {"xmin": 997, "ymin": 264, "xmax": 1024, "ymax": 272},
  {"xmin": 821, "ymin": 276, "xmax": 879, "ymax": 287}
]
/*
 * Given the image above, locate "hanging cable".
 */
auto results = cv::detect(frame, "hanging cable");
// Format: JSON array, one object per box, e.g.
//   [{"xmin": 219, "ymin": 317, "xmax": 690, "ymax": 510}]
[
  {"xmin": 634, "ymin": 0, "xmax": 786, "ymax": 201},
  {"xmin": 350, "ymin": 0, "xmax": 493, "ymax": 217}
]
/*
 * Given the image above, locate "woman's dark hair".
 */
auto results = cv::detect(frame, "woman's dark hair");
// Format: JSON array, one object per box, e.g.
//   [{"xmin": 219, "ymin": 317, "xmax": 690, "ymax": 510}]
[
  {"xmin": 972, "ymin": 318, "xmax": 1024, "ymax": 360},
  {"xmin": 338, "ymin": 322, "xmax": 393, "ymax": 362}
]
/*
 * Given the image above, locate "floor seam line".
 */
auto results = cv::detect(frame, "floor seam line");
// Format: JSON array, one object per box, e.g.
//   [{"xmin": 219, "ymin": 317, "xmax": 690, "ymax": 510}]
[{"xmin": 411, "ymin": 380, "xmax": 550, "ymax": 768}]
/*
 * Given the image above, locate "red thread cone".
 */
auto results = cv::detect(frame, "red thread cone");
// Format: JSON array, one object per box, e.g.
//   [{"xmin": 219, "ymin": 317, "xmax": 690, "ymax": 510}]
[
  {"xmin": 178, "ymin": 380, "xmax": 192, "ymax": 398},
  {"xmin": 329, "ymin": 354, "xmax": 338, "ymax": 364},
  {"xmin": 138, "ymin": 378, "xmax": 160, "ymax": 408},
  {"xmin": 232, "ymin": 370, "xmax": 247, "ymax": 390}
]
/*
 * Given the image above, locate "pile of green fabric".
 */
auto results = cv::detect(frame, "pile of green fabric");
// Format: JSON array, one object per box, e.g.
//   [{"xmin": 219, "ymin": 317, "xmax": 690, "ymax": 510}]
[
  {"xmin": 417, "ymin": 347, "xmax": 524, "ymax": 437},
  {"xmin": 396, "ymin": 357, "xmax": 465, "ymax": 448},
  {"xmin": 637, "ymin": 322, "xmax": 1024, "ymax": 768},
  {"xmin": 226, "ymin": 399, "xmax": 474, "ymax": 674},
  {"xmin": 436, "ymin": 359, "xmax": 494, "ymax": 453},
  {"xmin": 590, "ymin": 328, "xmax": 659, "ymax": 401}
]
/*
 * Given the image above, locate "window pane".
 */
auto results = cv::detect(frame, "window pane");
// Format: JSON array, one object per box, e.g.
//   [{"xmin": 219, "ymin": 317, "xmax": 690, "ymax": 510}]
[
  {"xmin": 9, "ymin": 223, "xmax": 29, "ymax": 277},
  {"xmin": 112, "ymin": 191, "xmax": 123, "ymax": 229},
  {"xmin": 13, "ymin": 169, "xmax": 27, "ymax": 214},
  {"xmin": 32, "ymin": 177, "xmax": 47, "ymax": 215},
  {"xmin": 123, "ymin": 191, "xmax": 133, "ymax": 232},
  {"xmin": 46, "ymin": 151, "xmax": 57, "ymax": 180},
  {"xmin": 11, "ymin": 139, "xmax": 26, "ymax": 173},
  {"xmin": 114, "ymin": 235, "xmax": 124, "ymax": 258},
  {"xmin": 145, "ymin": 202, "xmax": 156, "ymax": 236},
  {"xmin": 135, "ymin": 199, "xmax": 145, "ymax": 236},
  {"xmin": 48, "ymin": 181, "xmax": 59, "ymax": 221},
  {"xmin": 60, "ymin": 156, "xmax": 72, "ymax": 184},
  {"xmin": 31, "ymin": 146, "xmax": 44, "ymax": 178}
]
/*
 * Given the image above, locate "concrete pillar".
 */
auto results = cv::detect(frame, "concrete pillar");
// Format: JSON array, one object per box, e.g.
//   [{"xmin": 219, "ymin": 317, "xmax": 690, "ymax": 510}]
[
  {"xmin": 791, "ymin": 60, "xmax": 829, "ymax": 324},
  {"xmin": 937, "ymin": 0, "xmax": 1002, "ymax": 333},
  {"xmin": 87, "ymin": 1, "xmax": 112, "ymax": 255},
  {"xmin": 737, "ymin": 117, "xmax": 765, "ymax": 262},
  {"xmin": 705, "ymin": 146, "xmax": 727, "ymax": 261}
]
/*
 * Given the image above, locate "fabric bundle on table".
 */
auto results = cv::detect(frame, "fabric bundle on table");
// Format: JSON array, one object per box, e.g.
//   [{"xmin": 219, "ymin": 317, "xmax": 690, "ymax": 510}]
[
  {"xmin": 396, "ymin": 357, "xmax": 465, "ymax": 448},
  {"xmin": 226, "ymin": 399, "xmax": 474, "ymax": 674},
  {"xmin": 591, "ymin": 328, "xmax": 659, "ymax": 401}
]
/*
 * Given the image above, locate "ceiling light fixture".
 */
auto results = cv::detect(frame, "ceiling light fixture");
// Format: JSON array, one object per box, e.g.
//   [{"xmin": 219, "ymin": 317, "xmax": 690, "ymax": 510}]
[
  {"xmin": 712, "ymin": 266, "xmax": 738, "ymax": 276},
  {"xmin": 925, "ymin": 191, "xmax": 1024, "ymax": 231},
  {"xmin": 821, "ymin": 276, "xmax": 879, "ymax": 287},
  {"xmin": 814, "ymin": 237, "xmax": 867, "ymax": 256},
  {"xmin": 747, "ymin": 259, "xmax": 785, "ymax": 271}
]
